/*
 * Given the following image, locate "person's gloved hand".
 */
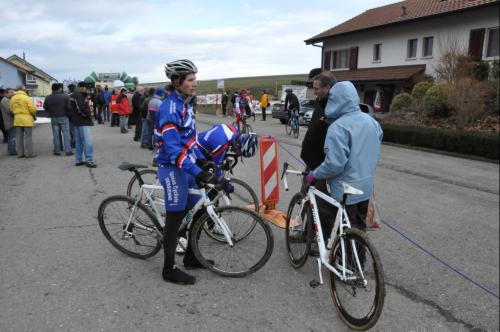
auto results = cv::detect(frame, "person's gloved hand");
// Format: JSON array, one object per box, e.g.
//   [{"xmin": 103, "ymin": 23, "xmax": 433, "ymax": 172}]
[
  {"xmin": 305, "ymin": 173, "xmax": 315, "ymax": 189},
  {"xmin": 195, "ymin": 170, "xmax": 217, "ymax": 187},
  {"xmin": 224, "ymin": 183, "xmax": 234, "ymax": 193}
]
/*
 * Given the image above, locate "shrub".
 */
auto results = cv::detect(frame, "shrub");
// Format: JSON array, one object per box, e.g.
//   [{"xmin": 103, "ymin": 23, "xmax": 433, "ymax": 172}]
[
  {"xmin": 411, "ymin": 81, "xmax": 432, "ymax": 101},
  {"xmin": 390, "ymin": 93, "xmax": 413, "ymax": 112},
  {"xmin": 423, "ymin": 83, "xmax": 453, "ymax": 118},
  {"xmin": 472, "ymin": 61, "xmax": 490, "ymax": 81},
  {"xmin": 381, "ymin": 124, "xmax": 499, "ymax": 159},
  {"xmin": 448, "ymin": 78, "xmax": 487, "ymax": 128}
]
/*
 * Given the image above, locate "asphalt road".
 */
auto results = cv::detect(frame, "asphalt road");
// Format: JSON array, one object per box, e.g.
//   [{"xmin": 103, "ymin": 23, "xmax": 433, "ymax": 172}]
[{"xmin": 0, "ymin": 113, "xmax": 498, "ymax": 332}]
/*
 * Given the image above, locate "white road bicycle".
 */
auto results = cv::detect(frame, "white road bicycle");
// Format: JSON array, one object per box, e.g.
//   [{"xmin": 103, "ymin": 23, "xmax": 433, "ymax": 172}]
[
  {"xmin": 282, "ymin": 162, "xmax": 385, "ymax": 330},
  {"xmin": 122, "ymin": 157, "xmax": 260, "ymax": 242},
  {"xmin": 98, "ymin": 173, "xmax": 274, "ymax": 278}
]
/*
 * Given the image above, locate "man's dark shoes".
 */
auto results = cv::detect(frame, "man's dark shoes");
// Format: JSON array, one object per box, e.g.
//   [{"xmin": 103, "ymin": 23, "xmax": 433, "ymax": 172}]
[
  {"xmin": 65, "ymin": 151, "xmax": 74, "ymax": 156},
  {"xmin": 53, "ymin": 152, "xmax": 61, "ymax": 156},
  {"xmin": 162, "ymin": 266, "xmax": 196, "ymax": 285},
  {"xmin": 86, "ymin": 161, "xmax": 97, "ymax": 168},
  {"xmin": 75, "ymin": 161, "xmax": 86, "ymax": 166}
]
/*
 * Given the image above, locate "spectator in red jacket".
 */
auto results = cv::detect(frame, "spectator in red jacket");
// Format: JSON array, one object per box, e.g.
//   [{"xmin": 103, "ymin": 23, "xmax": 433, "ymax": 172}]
[{"xmin": 116, "ymin": 88, "xmax": 131, "ymax": 133}]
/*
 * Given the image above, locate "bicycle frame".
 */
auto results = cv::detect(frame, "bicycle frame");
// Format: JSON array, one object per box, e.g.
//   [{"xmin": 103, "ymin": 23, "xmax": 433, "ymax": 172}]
[
  {"xmin": 125, "ymin": 182, "xmax": 234, "ymax": 246},
  {"xmin": 283, "ymin": 169, "xmax": 367, "ymax": 285}
]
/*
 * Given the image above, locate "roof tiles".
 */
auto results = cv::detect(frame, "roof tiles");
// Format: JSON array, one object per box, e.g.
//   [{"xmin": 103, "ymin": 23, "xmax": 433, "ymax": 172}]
[{"xmin": 306, "ymin": 0, "xmax": 499, "ymax": 43}]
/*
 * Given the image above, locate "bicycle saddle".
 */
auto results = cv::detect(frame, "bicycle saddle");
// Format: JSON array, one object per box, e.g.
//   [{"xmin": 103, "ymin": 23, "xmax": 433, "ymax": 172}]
[
  {"xmin": 341, "ymin": 182, "xmax": 364, "ymax": 195},
  {"xmin": 118, "ymin": 162, "xmax": 149, "ymax": 171}
]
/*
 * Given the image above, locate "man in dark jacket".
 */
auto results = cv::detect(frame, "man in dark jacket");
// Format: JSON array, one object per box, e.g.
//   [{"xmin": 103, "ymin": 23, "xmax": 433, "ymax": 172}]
[
  {"xmin": 221, "ymin": 91, "xmax": 229, "ymax": 117},
  {"xmin": 132, "ymin": 86, "xmax": 144, "ymax": 141},
  {"xmin": 300, "ymin": 71, "xmax": 336, "ymax": 238},
  {"xmin": 44, "ymin": 83, "xmax": 73, "ymax": 156},
  {"xmin": 94, "ymin": 85, "xmax": 105, "ymax": 124},
  {"xmin": 69, "ymin": 82, "xmax": 96, "ymax": 168}
]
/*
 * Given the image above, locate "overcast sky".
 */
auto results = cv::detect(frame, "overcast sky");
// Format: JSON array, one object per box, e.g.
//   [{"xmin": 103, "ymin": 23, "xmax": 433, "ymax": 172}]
[{"xmin": 1, "ymin": 0, "xmax": 396, "ymax": 83}]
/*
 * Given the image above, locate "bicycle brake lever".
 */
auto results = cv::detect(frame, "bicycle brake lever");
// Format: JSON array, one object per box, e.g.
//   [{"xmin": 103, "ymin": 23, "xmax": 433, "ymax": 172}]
[{"xmin": 281, "ymin": 162, "xmax": 289, "ymax": 180}]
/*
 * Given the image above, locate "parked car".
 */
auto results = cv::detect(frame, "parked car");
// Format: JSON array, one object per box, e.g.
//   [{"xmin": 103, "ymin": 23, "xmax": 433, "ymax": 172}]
[
  {"xmin": 271, "ymin": 99, "xmax": 315, "ymax": 124},
  {"xmin": 303, "ymin": 103, "xmax": 377, "ymax": 126}
]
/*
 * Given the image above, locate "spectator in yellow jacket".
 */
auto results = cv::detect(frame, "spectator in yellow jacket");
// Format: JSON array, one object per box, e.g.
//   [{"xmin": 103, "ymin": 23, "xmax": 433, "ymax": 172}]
[
  {"xmin": 259, "ymin": 89, "xmax": 269, "ymax": 121},
  {"xmin": 10, "ymin": 85, "xmax": 37, "ymax": 158}
]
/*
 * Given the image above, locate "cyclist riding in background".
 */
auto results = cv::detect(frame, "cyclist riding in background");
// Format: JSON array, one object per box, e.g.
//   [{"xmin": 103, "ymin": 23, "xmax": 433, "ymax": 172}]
[
  {"xmin": 233, "ymin": 89, "xmax": 252, "ymax": 130},
  {"xmin": 155, "ymin": 59, "xmax": 217, "ymax": 286},
  {"xmin": 284, "ymin": 88, "xmax": 300, "ymax": 121}
]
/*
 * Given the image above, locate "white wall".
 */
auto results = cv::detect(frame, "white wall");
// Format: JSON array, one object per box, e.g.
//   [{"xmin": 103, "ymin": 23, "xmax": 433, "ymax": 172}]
[{"xmin": 323, "ymin": 6, "xmax": 499, "ymax": 77}]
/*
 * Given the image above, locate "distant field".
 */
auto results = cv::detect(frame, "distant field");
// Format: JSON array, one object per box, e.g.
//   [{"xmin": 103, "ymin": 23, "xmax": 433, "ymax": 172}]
[{"xmin": 142, "ymin": 73, "xmax": 310, "ymax": 98}]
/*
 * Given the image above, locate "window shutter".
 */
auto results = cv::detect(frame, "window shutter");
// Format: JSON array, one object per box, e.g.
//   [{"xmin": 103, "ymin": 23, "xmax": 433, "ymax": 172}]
[
  {"xmin": 468, "ymin": 28, "xmax": 485, "ymax": 58},
  {"xmin": 333, "ymin": 51, "xmax": 338, "ymax": 69},
  {"xmin": 323, "ymin": 51, "xmax": 331, "ymax": 71},
  {"xmin": 349, "ymin": 47, "xmax": 359, "ymax": 70}
]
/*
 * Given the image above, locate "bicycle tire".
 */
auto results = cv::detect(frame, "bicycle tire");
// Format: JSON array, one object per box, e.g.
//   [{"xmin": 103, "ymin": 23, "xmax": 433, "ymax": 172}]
[
  {"xmin": 204, "ymin": 178, "xmax": 259, "ymax": 241},
  {"xmin": 126, "ymin": 168, "xmax": 159, "ymax": 199},
  {"xmin": 328, "ymin": 228, "xmax": 386, "ymax": 331},
  {"xmin": 98, "ymin": 195, "xmax": 162, "ymax": 259},
  {"xmin": 285, "ymin": 119, "xmax": 292, "ymax": 136},
  {"xmin": 191, "ymin": 206, "xmax": 274, "ymax": 277},
  {"xmin": 242, "ymin": 123, "xmax": 253, "ymax": 134},
  {"xmin": 285, "ymin": 192, "xmax": 313, "ymax": 268}
]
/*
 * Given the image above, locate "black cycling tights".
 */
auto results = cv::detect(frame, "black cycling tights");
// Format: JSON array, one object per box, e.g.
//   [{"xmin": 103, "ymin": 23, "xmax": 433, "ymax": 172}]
[{"xmin": 163, "ymin": 210, "xmax": 187, "ymax": 269}]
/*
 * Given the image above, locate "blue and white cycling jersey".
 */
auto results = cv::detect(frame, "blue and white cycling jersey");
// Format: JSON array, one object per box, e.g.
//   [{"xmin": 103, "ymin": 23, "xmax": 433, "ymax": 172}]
[
  {"xmin": 196, "ymin": 123, "xmax": 238, "ymax": 167},
  {"xmin": 154, "ymin": 92, "xmax": 204, "ymax": 178}
]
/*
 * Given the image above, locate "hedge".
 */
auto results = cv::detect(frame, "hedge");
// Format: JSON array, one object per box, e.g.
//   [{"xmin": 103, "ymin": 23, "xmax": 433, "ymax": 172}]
[{"xmin": 381, "ymin": 124, "xmax": 499, "ymax": 160}]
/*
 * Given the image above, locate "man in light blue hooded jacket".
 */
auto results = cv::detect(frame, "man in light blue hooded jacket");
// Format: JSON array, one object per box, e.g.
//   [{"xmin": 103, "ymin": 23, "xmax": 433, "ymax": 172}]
[{"xmin": 307, "ymin": 81, "xmax": 383, "ymax": 230}]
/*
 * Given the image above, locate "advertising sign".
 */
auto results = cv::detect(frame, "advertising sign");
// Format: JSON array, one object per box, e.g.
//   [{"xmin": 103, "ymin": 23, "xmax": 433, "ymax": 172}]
[
  {"xmin": 217, "ymin": 79, "xmax": 224, "ymax": 89},
  {"xmin": 32, "ymin": 97, "xmax": 45, "ymax": 111}
]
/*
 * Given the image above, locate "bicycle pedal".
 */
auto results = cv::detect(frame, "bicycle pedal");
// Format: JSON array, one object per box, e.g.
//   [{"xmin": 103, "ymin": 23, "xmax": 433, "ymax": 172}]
[{"xmin": 309, "ymin": 280, "xmax": 321, "ymax": 288}]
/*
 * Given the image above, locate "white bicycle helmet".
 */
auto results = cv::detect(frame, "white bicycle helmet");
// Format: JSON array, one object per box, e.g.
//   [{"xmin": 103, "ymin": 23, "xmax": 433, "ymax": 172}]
[
  {"xmin": 238, "ymin": 133, "xmax": 258, "ymax": 158},
  {"xmin": 164, "ymin": 59, "xmax": 198, "ymax": 79}
]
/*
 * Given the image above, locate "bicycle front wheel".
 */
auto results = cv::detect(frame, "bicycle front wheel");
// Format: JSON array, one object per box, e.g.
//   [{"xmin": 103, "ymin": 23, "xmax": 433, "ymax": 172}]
[
  {"xmin": 328, "ymin": 228, "xmax": 386, "ymax": 331},
  {"xmin": 191, "ymin": 206, "xmax": 274, "ymax": 277},
  {"xmin": 285, "ymin": 192, "xmax": 313, "ymax": 268},
  {"xmin": 242, "ymin": 123, "xmax": 253, "ymax": 134},
  {"xmin": 98, "ymin": 195, "xmax": 162, "ymax": 259},
  {"xmin": 205, "ymin": 178, "xmax": 259, "ymax": 241},
  {"xmin": 285, "ymin": 119, "xmax": 292, "ymax": 136}
]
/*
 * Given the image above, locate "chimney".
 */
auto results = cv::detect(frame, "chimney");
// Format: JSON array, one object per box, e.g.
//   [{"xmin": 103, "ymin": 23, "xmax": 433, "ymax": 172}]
[
  {"xmin": 22, "ymin": 52, "xmax": 25, "ymax": 61},
  {"xmin": 401, "ymin": 3, "xmax": 408, "ymax": 17}
]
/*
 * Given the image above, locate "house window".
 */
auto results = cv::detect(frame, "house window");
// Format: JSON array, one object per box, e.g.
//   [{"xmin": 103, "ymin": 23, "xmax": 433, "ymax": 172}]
[
  {"xmin": 486, "ymin": 27, "xmax": 499, "ymax": 57},
  {"xmin": 407, "ymin": 39, "xmax": 418, "ymax": 58},
  {"xmin": 26, "ymin": 74, "xmax": 37, "ymax": 83},
  {"xmin": 423, "ymin": 36, "xmax": 433, "ymax": 57},
  {"xmin": 333, "ymin": 49, "xmax": 349, "ymax": 69},
  {"xmin": 373, "ymin": 44, "xmax": 382, "ymax": 61}
]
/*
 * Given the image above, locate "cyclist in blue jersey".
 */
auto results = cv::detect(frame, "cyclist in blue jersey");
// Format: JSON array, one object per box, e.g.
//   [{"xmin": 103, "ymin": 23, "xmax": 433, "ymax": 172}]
[
  {"xmin": 155, "ymin": 59, "xmax": 217, "ymax": 285},
  {"xmin": 196, "ymin": 123, "xmax": 239, "ymax": 173}
]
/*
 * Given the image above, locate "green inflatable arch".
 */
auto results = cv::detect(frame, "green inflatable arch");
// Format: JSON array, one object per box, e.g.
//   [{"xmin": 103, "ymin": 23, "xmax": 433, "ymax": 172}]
[{"xmin": 83, "ymin": 71, "xmax": 135, "ymax": 89}]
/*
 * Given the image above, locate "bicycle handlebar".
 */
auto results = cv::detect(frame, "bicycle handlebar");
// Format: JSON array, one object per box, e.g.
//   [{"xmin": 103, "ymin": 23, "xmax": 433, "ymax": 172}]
[{"xmin": 281, "ymin": 162, "xmax": 307, "ymax": 192}]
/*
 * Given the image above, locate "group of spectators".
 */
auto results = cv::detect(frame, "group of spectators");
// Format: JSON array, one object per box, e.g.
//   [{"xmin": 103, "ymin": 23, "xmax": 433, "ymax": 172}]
[{"xmin": 220, "ymin": 88, "xmax": 270, "ymax": 124}]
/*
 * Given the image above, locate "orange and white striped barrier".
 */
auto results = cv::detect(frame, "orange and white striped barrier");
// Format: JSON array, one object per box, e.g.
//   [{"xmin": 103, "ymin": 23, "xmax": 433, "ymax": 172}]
[{"xmin": 259, "ymin": 136, "xmax": 287, "ymax": 228}]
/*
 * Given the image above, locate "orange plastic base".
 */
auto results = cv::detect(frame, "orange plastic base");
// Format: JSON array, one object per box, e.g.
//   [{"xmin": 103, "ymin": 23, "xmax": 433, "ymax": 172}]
[{"xmin": 258, "ymin": 203, "xmax": 287, "ymax": 228}]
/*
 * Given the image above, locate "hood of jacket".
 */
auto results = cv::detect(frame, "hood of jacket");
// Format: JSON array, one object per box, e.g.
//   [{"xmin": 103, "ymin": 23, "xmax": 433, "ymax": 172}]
[{"xmin": 324, "ymin": 81, "xmax": 360, "ymax": 122}]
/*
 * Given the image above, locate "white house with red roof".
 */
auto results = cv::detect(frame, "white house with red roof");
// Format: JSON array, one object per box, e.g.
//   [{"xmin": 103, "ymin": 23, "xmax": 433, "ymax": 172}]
[{"xmin": 305, "ymin": 0, "xmax": 499, "ymax": 111}]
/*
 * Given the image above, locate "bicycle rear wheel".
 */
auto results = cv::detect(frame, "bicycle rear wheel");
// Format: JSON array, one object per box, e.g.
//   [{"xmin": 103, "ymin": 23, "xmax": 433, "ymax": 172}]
[
  {"xmin": 285, "ymin": 192, "xmax": 313, "ymax": 268},
  {"xmin": 191, "ymin": 206, "xmax": 274, "ymax": 277},
  {"xmin": 328, "ymin": 228, "xmax": 385, "ymax": 331},
  {"xmin": 98, "ymin": 195, "xmax": 162, "ymax": 259},
  {"xmin": 205, "ymin": 178, "xmax": 259, "ymax": 241},
  {"xmin": 126, "ymin": 169, "xmax": 160, "ymax": 199},
  {"xmin": 285, "ymin": 119, "xmax": 292, "ymax": 136}
]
